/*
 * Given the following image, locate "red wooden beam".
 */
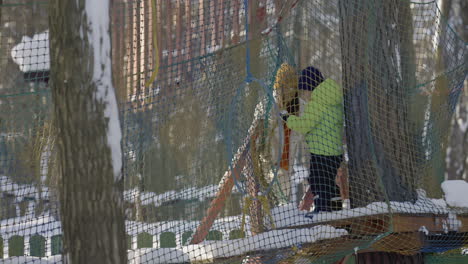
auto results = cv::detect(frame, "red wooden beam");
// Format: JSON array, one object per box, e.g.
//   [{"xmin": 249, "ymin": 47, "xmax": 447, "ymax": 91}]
[{"xmin": 190, "ymin": 143, "xmax": 250, "ymax": 244}]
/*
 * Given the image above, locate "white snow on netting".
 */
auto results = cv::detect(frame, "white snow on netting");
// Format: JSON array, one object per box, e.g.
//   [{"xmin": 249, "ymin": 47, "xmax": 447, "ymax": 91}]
[{"xmin": 11, "ymin": 31, "xmax": 50, "ymax": 72}]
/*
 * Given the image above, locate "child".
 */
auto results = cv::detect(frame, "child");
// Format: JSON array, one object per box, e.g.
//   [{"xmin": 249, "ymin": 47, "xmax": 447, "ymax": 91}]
[{"xmin": 283, "ymin": 66, "xmax": 344, "ymax": 217}]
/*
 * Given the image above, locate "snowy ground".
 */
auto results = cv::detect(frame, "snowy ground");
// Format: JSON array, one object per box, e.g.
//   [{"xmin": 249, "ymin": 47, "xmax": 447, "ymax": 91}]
[
  {"xmin": 0, "ymin": 225, "xmax": 347, "ymax": 264},
  {"xmin": 0, "ymin": 256, "xmax": 61, "ymax": 264}
]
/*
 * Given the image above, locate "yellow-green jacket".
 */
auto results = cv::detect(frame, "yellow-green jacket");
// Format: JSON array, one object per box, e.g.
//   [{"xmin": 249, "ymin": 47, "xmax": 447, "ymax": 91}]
[{"xmin": 286, "ymin": 78, "xmax": 344, "ymax": 156}]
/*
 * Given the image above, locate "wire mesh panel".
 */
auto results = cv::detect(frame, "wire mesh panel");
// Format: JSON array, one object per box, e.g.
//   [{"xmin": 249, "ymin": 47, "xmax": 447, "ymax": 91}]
[{"xmin": 0, "ymin": 0, "xmax": 467, "ymax": 263}]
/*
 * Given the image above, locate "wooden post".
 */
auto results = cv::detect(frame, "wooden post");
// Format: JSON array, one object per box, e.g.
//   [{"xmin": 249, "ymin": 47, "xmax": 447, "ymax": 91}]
[
  {"xmin": 232, "ymin": 0, "xmax": 240, "ymax": 44},
  {"xmin": 143, "ymin": 0, "xmax": 151, "ymax": 104},
  {"xmin": 185, "ymin": 0, "xmax": 192, "ymax": 78},
  {"xmin": 156, "ymin": 0, "xmax": 162, "ymax": 86},
  {"xmin": 175, "ymin": 0, "xmax": 182, "ymax": 81},
  {"xmin": 190, "ymin": 144, "xmax": 250, "ymax": 244},
  {"xmin": 136, "ymin": 1, "xmax": 143, "ymax": 99},
  {"xmin": 111, "ymin": 0, "xmax": 126, "ymax": 102},
  {"xmin": 217, "ymin": 0, "xmax": 225, "ymax": 47},
  {"xmin": 166, "ymin": 0, "xmax": 173, "ymax": 83},
  {"xmin": 127, "ymin": 0, "xmax": 146, "ymax": 102},
  {"xmin": 199, "ymin": 0, "xmax": 205, "ymax": 56},
  {"xmin": 127, "ymin": 2, "xmax": 137, "ymax": 103},
  {"xmin": 209, "ymin": 0, "xmax": 217, "ymax": 51}
]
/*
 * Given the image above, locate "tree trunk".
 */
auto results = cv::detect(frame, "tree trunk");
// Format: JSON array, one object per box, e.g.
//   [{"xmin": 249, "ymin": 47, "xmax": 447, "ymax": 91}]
[
  {"xmin": 339, "ymin": 0, "xmax": 418, "ymax": 207},
  {"xmin": 445, "ymin": 0, "xmax": 468, "ymax": 180},
  {"xmin": 49, "ymin": 0, "xmax": 127, "ymax": 263},
  {"xmin": 422, "ymin": 0, "xmax": 453, "ymax": 192}
]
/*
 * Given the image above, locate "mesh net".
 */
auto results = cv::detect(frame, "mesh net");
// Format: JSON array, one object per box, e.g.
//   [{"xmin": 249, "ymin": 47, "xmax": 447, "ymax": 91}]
[{"xmin": 0, "ymin": 0, "xmax": 467, "ymax": 263}]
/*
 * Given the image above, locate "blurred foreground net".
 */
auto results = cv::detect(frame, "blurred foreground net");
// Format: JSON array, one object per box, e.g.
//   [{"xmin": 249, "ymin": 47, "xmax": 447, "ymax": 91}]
[{"xmin": 0, "ymin": 0, "xmax": 467, "ymax": 263}]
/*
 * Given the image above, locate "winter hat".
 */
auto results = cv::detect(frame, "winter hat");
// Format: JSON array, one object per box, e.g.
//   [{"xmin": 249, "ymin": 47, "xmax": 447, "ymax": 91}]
[{"xmin": 298, "ymin": 66, "xmax": 324, "ymax": 91}]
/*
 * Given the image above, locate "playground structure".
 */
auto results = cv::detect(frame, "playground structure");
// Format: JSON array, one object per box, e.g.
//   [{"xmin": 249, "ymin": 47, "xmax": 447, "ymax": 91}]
[{"xmin": 0, "ymin": 0, "xmax": 467, "ymax": 263}]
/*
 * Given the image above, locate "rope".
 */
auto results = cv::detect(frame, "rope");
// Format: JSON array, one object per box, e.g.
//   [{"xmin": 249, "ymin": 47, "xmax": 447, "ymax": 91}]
[
  {"xmin": 239, "ymin": 127, "xmax": 276, "ymax": 234},
  {"xmin": 240, "ymin": 196, "xmax": 276, "ymax": 235}
]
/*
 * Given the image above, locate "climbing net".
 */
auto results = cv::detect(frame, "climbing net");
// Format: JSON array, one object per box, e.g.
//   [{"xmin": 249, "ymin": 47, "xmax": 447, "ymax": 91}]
[{"xmin": 0, "ymin": 0, "xmax": 467, "ymax": 263}]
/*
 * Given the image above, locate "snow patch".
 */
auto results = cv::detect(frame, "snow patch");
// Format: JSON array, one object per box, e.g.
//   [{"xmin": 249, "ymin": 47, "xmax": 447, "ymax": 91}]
[
  {"xmin": 441, "ymin": 180, "xmax": 468, "ymax": 207},
  {"xmin": 419, "ymin": 226, "xmax": 429, "ymax": 235},
  {"xmin": 85, "ymin": 0, "xmax": 122, "ymax": 181},
  {"xmin": 11, "ymin": 31, "xmax": 50, "ymax": 72}
]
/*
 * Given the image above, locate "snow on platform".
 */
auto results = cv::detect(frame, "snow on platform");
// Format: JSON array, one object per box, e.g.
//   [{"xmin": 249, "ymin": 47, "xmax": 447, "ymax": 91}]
[{"xmin": 271, "ymin": 189, "xmax": 453, "ymax": 229}]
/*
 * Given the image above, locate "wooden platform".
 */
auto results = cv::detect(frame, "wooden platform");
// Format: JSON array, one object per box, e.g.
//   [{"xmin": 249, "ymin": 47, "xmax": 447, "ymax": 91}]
[
  {"xmin": 214, "ymin": 213, "xmax": 468, "ymax": 263},
  {"xmin": 280, "ymin": 213, "xmax": 468, "ymax": 234}
]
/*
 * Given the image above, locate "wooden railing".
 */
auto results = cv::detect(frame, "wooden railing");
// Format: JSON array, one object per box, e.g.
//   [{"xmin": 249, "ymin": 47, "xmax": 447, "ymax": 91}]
[{"xmin": 0, "ymin": 217, "xmax": 246, "ymax": 258}]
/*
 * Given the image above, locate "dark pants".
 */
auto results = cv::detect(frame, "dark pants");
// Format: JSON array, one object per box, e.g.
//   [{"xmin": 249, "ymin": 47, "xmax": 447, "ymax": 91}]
[{"xmin": 308, "ymin": 153, "xmax": 343, "ymax": 211}]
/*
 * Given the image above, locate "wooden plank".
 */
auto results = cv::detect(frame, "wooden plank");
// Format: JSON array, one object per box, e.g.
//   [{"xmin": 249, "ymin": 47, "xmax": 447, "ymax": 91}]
[
  {"xmin": 199, "ymin": 0, "xmax": 205, "ymax": 56},
  {"xmin": 277, "ymin": 214, "xmax": 391, "ymax": 235},
  {"xmin": 277, "ymin": 213, "xmax": 468, "ymax": 235},
  {"xmin": 210, "ymin": 227, "xmax": 468, "ymax": 263},
  {"xmin": 190, "ymin": 144, "xmax": 250, "ymax": 244},
  {"xmin": 459, "ymin": 215, "xmax": 468, "ymax": 232},
  {"xmin": 232, "ymin": 0, "xmax": 240, "ymax": 44},
  {"xmin": 206, "ymin": 213, "xmax": 468, "ymax": 262},
  {"xmin": 393, "ymin": 214, "xmax": 446, "ymax": 233},
  {"xmin": 217, "ymin": 0, "xmax": 225, "ymax": 46},
  {"xmin": 184, "ymin": 0, "xmax": 192, "ymax": 76},
  {"xmin": 175, "ymin": 0, "xmax": 182, "ymax": 79},
  {"xmin": 371, "ymin": 232, "xmax": 424, "ymax": 255},
  {"xmin": 166, "ymin": 0, "xmax": 173, "ymax": 79},
  {"xmin": 393, "ymin": 214, "xmax": 468, "ymax": 233}
]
